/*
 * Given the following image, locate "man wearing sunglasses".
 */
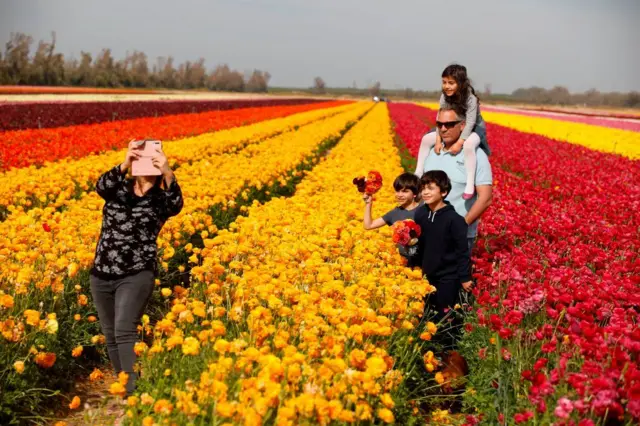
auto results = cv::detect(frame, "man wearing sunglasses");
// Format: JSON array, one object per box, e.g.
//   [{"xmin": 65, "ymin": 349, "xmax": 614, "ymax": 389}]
[{"xmin": 420, "ymin": 105, "xmax": 493, "ymax": 255}]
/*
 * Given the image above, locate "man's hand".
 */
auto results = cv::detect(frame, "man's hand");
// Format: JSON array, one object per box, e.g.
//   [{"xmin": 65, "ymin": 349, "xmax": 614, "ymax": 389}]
[
  {"xmin": 462, "ymin": 281, "xmax": 473, "ymax": 292},
  {"xmin": 362, "ymin": 194, "xmax": 373, "ymax": 204}
]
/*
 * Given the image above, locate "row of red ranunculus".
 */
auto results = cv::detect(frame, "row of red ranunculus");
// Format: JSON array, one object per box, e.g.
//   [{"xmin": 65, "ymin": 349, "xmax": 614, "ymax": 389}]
[
  {"xmin": 0, "ymin": 85, "xmax": 161, "ymax": 95},
  {"xmin": 388, "ymin": 102, "xmax": 640, "ymax": 424},
  {"xmin": 0, "ymin": 98, "xmax": 329, "ymax": 131},
  {"xmin": 0, "ymin": 100, "xmax": 349, "ymax": 170}
]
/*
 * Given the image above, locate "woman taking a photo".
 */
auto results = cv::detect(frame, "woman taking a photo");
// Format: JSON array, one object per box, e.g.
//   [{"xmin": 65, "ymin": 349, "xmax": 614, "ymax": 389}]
[{"xmin": 90, "ymin": 140, "xmax": 183, "ymax": 395}]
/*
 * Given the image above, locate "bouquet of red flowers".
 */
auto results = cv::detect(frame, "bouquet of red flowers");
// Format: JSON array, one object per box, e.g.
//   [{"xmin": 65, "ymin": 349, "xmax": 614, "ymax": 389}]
[
  {"xmin": 353, "ymin": 171, "xmax": 383, "ymax": 195},
  {"xmin": 392, "ymin": 219, "xmax": 421, "ymax": 247}
]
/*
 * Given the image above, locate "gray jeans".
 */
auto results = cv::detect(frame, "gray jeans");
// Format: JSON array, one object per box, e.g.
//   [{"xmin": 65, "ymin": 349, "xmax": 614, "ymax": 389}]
[
  {"xmin": 468, "ymin": 237, "xmax": 476, "ymax": 257},
  {"xmin": 90, "ymin": 270, "xmax": 154, "ymax": 395}
]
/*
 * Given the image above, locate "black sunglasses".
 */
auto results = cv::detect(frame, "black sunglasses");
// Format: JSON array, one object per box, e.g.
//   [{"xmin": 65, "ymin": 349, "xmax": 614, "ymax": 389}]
[{"xmin": 436, "ymin": 120, "xmax": 462, "ymax": 129}]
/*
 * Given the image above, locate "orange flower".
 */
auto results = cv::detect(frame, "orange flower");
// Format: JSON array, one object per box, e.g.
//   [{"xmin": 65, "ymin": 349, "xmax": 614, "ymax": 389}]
[
  {"xmin": 89, "ymin": 368, "xmax": 104, "ymax": 381},
  {"xmin": 23, "ymin": 309, "xmax": 40, "ymax": 326},
  {"xmin": 77, "ymin": 294, "xmax": 88, "ymax": 306},
  {"xmin": 0, "ymin": 294, "xmax": 14, "ymax": 308},
  {"xmin": 134, "ymin": 342, "xmax": 148, "ymax": 356},
  {"xmin": 419, "ymin": 331, "xmax": 432, "ymax": 341},
  {"xmin": 71, "ymin": 346, "xmax": 83, "ymax": 358},
  {"xmin": 34, "ymin": 352, "xmax": 56, "ymax": 368},
  {"xmin": 153, "ymin": 399, "xmax": 174, "ymax": 415},
  {"xmin": 68, "ymin": 396, "xmax": 81, "ymax": 410},
  {"xmin": 13, "ymin": 360, "xmax": 25, "ymax": 374}
]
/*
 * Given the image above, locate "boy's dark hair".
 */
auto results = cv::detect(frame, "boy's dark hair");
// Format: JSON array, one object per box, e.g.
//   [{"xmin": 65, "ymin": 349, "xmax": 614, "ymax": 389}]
[
  {"xmin": 420, "ymin": 170, "xmax": 452, "ymax": 196},
  {"xmin": 441, "ymin": 63, "xmax": 479, "ymax": 113},
  {"xmin": 393, "ymin": 172, "xmax": 420, "ymax": 195}
]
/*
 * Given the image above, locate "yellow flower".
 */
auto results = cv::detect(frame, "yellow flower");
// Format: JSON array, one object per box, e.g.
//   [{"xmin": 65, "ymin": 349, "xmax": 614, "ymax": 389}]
[
  {"xmin": 141, "ymin": 393, "xmax": 155, "ymax": 405},
  {"xmin": 109, "ymin": 382, "xmax": 126, "ymax": 397},
  {"xmin": 213, "ymin": 338, "xmax": 230, "ymax": 354},
  {"xmin": 45, "ymin": 318, "xmax": 59, "ymax": 334},
  {"xmin": 435, "ymin": 372, "xmax": 445, "ymax": 384},
  {"xmin": 161, "ymin": 288, "xmax": 172, "ymax": 298},
  {"xmin": 165, "ymin": 335, "xmax": 184, "ymax": 350},
  {"xmin": 216, "ymin": 401, "xmax": 235, "ymax": 417},
  {"xmin": 377, "ymin": 407, "xmax": 395, "ymax": 423},
  {"xmin": 380, "ymin": 393, "xmax": 395, "ymax": 408},
  {"xmin": 118, "ymin": 371, "xmax": 129, "ymax": 386},
  {"xmin": 68, "ymin": 263, "xmax": 79, "ymax": 278},
  {"xmin": 182, "ymin": 337, "xmax": 200, "ymax": 356},
  {"xmin": 426, "ymin": 321, "xmax": 438, "ymax": 334},
  {"xmin": 365, "ymin": 356, "xmax": 388, "ymax": 378}
]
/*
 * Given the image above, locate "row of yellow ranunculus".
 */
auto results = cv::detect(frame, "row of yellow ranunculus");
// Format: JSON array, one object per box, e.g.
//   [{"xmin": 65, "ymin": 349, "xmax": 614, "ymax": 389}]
[
  {"xmin": 0, "ymin": 102, "xmax": 358, "ymax": 216},
  {"xmin": 120, "ymin": 104, "xmax": 435, "ymax": 425},
  {"xmin": 0, "ymin": 102, "xmax": 370, "ymax": 295},
  {"xmin": 421, "ymin": 102, "xmax": 640, "ymax": 159},
  {"xmin": 0, "ymin": 103, "xmax": 370, "ymax": 422}
]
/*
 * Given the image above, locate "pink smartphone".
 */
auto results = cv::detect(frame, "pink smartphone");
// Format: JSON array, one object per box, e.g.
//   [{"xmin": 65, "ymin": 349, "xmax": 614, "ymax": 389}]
[{"xmin": 130, "ymin": 140, "xmax": 163, "ymax": 176}]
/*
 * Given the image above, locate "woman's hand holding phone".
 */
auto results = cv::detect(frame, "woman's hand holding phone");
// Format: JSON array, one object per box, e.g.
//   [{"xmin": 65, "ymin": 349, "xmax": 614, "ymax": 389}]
[
  {"xmin": 121, "ymin": 140, "xmax": 142, "ymax": 174},
  {"xmin": 152, "ymin": 148, "xmax": 171, "ymax": 175}
]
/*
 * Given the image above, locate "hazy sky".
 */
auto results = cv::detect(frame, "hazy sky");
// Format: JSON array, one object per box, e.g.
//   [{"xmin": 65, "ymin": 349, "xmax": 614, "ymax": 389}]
[{"xmin": 0, "ymin": 0, "xmax": 638, "ymax": 93}]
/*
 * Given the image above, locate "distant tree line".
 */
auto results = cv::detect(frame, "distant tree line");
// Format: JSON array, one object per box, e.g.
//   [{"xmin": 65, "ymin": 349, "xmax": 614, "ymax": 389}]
[
  {"xmin": 306, "ymin": 79, "xmax": 640, "ymax": 108},
  {"xmin": 0, "ymin": 32, "xmax": 271, "ymax": 92},
  {"xmin": 510, "ymin": 86, "xmax": 640, "ymax": 108}
]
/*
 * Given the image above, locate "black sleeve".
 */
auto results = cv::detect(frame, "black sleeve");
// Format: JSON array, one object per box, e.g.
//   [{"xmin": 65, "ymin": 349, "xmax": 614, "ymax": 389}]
[
  {"xmin": 160, "ymin": 178, "xmax": 184, "ymax": 219},
  {"xmin": 414, "ymin": 209, "xmax": 426, "ymax": 268},
  {"xmin": 96, "ymin": 165, "xmax": 126, "ymax": 201},
  {"xmin": 452, "ymin": 215, "xmax": 472, "ymax": 283},
  {"xmin": 382, "ymin": 208, "xmax": 395, "ymax": 226}
]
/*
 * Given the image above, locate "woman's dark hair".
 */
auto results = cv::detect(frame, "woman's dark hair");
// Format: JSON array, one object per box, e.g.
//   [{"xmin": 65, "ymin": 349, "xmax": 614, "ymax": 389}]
[
  {"xmin": 441, "ymin": 64, "xmax": 479, "ymax": 111},
  {"xmin": 420, "ymin": 170, "xmax": 452, "ymax": 196},
  {"xmin": 393, "ymin": 172, "xmax": 420, "ymax": 195}
]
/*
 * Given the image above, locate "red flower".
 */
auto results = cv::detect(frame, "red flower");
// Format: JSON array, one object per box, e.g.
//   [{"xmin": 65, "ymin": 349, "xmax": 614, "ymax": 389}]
[
  {"xmin": 42, "ymin": 223, "xmax": 51, "ymax": 232},
  {"xmin": 391, "ymin": 219, "xmax": 421, "ymax": 246}
]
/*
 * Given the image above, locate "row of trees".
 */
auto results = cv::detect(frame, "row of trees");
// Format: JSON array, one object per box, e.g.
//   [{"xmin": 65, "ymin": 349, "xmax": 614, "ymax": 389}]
[
  {"xmin": 0, "ymin": 32, "xmax": 271, "ymax": 92},
  {"xmin": 510, "ymin": 86, "xmax": 640, "ymax": 108}
]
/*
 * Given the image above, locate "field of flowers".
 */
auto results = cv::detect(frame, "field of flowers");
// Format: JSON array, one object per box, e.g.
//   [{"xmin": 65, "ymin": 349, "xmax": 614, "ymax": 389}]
[{"xmin": 0, "ymin": 95, "xmax": 638, "ymax": 425}]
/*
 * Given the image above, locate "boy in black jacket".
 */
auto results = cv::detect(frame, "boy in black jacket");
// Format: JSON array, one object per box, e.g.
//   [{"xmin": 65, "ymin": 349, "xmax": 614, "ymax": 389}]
[{"xmin": 415, "ymin": 170, "xmax": 473, "ymax": 321}]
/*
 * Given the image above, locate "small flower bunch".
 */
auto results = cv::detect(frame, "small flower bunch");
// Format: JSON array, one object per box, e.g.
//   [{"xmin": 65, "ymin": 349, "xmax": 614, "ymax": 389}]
[
  {"xmin": 353, "ymin": 171, "xmax": 383, "ymax": 195},
  {"xmin": 392, "ymin": 219, "xmax": 421, "ymax": 247}
]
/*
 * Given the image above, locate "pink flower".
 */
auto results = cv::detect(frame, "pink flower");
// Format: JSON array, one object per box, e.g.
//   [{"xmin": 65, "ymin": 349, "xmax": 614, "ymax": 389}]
[{"xmin": 554, "ymin": 397, "xmax": 574, "ymax": 419}]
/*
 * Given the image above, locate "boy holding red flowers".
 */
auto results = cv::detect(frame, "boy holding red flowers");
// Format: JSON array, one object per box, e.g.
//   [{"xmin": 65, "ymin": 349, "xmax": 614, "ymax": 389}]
[
  {"xmin": 415, "ymin": 170, "xmax": 473, "ymax": 319},
  {"xmin": 362, "ymin": 172, "xmax": 422, "ymax": 264}
]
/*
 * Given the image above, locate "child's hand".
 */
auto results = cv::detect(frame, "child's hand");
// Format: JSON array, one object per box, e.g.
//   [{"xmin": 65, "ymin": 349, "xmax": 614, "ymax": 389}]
[
  {"xmin": 434, "ymin": 140, "xmax": 444, "ymax": 154},
  {"xmin": 462, "ymin": 281, "xmax": 473, "ymax": 292},
  {"xmin": 362, "ymin": 194, "xmax": 373, "ymax": 204},
  {"xmin": 448, "ymin": 139, "xmax": 464, "ymax": 155}
]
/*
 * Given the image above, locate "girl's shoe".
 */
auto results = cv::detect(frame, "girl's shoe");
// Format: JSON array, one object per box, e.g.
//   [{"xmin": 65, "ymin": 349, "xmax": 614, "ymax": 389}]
[{"xmin": 462, "ymin": 191, "xmax": 475, "ymax": 200}]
